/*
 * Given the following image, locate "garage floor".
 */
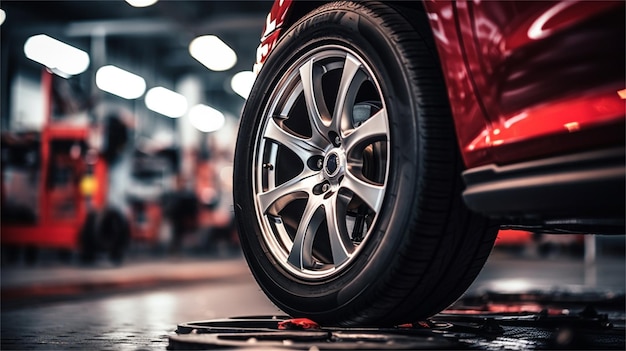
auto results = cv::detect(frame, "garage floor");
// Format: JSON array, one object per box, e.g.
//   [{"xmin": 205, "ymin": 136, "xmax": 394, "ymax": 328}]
[{"xmin": 1, "ymin": 239, "xmax": 624, "ymax": 350}]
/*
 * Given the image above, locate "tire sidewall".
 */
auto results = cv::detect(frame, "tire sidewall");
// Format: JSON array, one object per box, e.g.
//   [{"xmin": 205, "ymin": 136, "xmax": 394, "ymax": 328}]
[{"xmin": 235, "ymin": 3, "xmax": 423, "ymax": 319}]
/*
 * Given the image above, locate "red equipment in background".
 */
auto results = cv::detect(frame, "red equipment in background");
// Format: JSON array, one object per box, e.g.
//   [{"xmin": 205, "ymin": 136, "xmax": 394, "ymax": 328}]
[
  {"xmin": 1, "ymin": 125, "xmax": 107, "ymax": 250},
  {"xmin": 1, "ymin": 70, "xmax": 131, "ymax": 263}
]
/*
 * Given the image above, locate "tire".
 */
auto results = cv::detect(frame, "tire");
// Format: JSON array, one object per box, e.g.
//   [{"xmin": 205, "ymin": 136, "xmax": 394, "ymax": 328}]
[
  {"xmin": 80, "ymin": 208, "xmax": 130, "ymax": 265},
  {"xmin": 79, "ymin": 211, "xmax": 99, "ymax": 264},
  {"xmin": 234, "ymin": 1, "xmax": 498, "ymax": 326}
]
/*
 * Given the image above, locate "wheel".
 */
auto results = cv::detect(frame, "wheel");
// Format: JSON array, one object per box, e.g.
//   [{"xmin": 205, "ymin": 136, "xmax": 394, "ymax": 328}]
[
  {"xmin": 234, "ymin": 1, "xmax": 498, "ymax": 326},
  {"xmin": 100, "ymin": 209, "xmax": 130, "ymax": 265},
  {"xmin": 80, "ymin": 208, "xmax": 130, "ymax": 265},
  {"xmin": 79, "ymin": 211, "xmax": 99, "ymax": 264}
]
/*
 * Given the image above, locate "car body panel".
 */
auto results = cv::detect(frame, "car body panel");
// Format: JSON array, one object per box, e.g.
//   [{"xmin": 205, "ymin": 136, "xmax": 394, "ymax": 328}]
[
  {"xmin": 424, "ymin": 0, "xmax": 625, "ymax": 167},
  {"xmin": 422, "ymin": 0, "xmax": 495, "ymax": 167}
]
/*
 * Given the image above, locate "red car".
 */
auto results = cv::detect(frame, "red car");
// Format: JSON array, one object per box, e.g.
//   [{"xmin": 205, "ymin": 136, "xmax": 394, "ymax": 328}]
[{"xmin": 233, "ymin": 0, "xmax": 625, "ymax": 326}]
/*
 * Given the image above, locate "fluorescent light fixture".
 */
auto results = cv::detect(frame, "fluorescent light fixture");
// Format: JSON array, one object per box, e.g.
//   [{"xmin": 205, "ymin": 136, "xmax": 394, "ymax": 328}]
[
  {"xmin": 145, "ymin": 87, "xmax": 187, "ymax": 118},
  {"xmin": 189, "ymin": 104, "xmax": 225, "ymax": 132},
  {"xmin": 489, "ymin": 279, "xmax": 533, "ymax": 292},
  {"xmin": 189, "ymin": 35, "xmax": 237, "ymax": 71},
  {"xmin": 231, "ymin": 71, "xmax": 256, "ymax": 99},
  {"xmin": 96, "ymin": 65, "xmax": 146, "ymax": 99},
  {"xmin": 0, "ymin": 9, "xmax": 6, "ymax": 26},
  {"xmin": 125, "ymin": 0, "xmax": 158, "ymax": 7},
  {"xmin": 24, "ymin": 34, "xmax": 90, "ymax": 76}
]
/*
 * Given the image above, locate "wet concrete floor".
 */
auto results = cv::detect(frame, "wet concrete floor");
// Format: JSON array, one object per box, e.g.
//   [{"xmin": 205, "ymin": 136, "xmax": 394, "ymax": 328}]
[{"xmin": 1, "ymin": 248, "xmax": 624, "ymax": 350}]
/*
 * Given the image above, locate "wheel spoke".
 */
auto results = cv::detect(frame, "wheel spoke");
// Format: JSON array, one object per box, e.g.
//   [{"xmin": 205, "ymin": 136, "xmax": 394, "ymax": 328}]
[
  {"xmin": 258, "ymin": 170, "xmax": 322, "ymax": 215},
  {"xmin": 343, "ymin": 108, "xmax": 388, "ymax": 154},
  {"xmin": 343, "ymin": 169, "xmax": 385, "ymax": 211},
  {"xmin": 324, "ymin": 193, "xmax": 352, "ymax": 266},
  {"xmin": 300, "ymin": 59, "xmax": 330, "ymax": 141},
  {"xmin": 288, "ymin": 196, "xmax": 324, "ymax": 270},
  {"xmin": 332, "ymin": 54, "xmax": 365, "ymax": 135},
  {"xmin": 264, "ymin": 118, "xmax": 324, "ymax": 161}
]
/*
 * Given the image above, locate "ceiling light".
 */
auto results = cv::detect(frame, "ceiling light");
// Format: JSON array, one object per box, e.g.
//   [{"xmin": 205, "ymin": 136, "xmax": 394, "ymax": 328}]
[
  {"xmin": 231, "ymin": 71, "xmax": 256, "ymax": 99},
  {"xmin": 189, "ymin": 35, "xmax": 237, "ymax": 71},
  {"xmin": 96, "ymin": 65, "xmax": 146, "ymax": 99},
  {"xmin": 125, "ymin": 0, "xmax": 158, "ymax": 7},
  {"xmin": 24, "ymin": 34, "xmax": 90, "ymax": 76},
  {"xmin": 145, "ymin": 87, "xmax": 187, "ymax": 118},
  {"xmin": 0, "ymin": 9, "xmax": 6, "ymax": 26},
  {"xmin": 189, "ymin": 104, "xmax": 225, "ymax": 132}
]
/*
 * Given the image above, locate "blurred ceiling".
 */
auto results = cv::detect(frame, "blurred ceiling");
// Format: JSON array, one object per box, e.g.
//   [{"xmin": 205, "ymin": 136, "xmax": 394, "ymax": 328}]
[{"xmin": 1, "ymin": 0, "xmax": 273, "ymax": 116}]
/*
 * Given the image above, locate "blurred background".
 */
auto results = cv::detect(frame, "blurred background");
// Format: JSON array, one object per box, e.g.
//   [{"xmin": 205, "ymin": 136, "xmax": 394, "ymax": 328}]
[{"xmin": 1, "ymin": 0, "xmax": 273, "ymax": 264}]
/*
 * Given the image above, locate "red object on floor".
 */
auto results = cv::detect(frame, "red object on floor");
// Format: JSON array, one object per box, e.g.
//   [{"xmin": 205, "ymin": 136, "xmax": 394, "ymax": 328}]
[
  {"xmin": 277, "ymin": 318, "xmax": 321, "ymax": 330},
  {"xmin": 496, "ymin": 229, "xmax": 533, "ymax": 246}
]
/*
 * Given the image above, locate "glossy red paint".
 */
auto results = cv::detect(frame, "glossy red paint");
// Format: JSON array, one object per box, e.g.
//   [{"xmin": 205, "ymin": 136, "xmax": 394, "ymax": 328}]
[
  {"xmin": 423, "ymin": 0, "xmax": 495, "ymax": 167},
  {"xmin": 424, "ymin": 0, "xmax": 625, "ymax": 167},
  {"xmin": 254, "ymin": 0, "xmax": 292, "ymax": 74},
  {"xmin": 258, "ymin": 0, "xmax": 625, "ymax": 168},
  {"xmin": 469, "ymin": 91, "xmax": 625, "ymax": 164}
]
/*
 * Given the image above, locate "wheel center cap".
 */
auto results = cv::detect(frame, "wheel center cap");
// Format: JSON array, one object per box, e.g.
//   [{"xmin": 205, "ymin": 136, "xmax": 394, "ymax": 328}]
[
  {"xmin": 324, "ymin": 150, "xmax": 343, "ymax": 178},
  {"xmin": 326, "ymin": 153, "xmax": 338, "ymax": 174}
]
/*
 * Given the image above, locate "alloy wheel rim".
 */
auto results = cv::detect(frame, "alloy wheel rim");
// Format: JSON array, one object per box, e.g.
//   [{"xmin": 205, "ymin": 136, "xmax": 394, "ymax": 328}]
[{"xmin": 252, "ymin": 45, "xmax": 390, "ymax": 279}]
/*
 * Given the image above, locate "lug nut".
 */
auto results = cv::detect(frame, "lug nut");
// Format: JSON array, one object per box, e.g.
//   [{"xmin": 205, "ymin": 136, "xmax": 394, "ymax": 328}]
[
  {"xmin": 334, "ymin": 136, "xmax": 341, "ymax": 146},
  {"xmin": 317, "ymin": 159, "xmax": 323, "ymax": 169},
  {"xmin": 322, "ymin": 184, "xmax": 330, "ymax": 192}
]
